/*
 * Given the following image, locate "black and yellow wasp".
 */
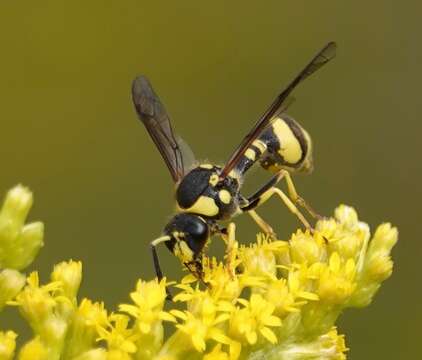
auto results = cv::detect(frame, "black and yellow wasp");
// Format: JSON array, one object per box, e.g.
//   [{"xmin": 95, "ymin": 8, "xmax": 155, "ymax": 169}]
[{"xmin": 132, "ymin": 42, "xmax": 336, "ymax": 281}]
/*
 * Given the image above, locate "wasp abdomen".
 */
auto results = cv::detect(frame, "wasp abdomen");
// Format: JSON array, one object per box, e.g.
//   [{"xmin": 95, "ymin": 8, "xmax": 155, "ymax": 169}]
[{"xmin": 234, "ymin": 115, "xmax": 313, "ymax": 176}]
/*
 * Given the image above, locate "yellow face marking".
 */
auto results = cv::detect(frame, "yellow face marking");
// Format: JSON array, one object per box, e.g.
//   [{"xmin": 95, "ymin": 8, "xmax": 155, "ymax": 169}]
[
  {"xmin": 209, "ymin": 173, "xmax": 219, "ymax": 186},
  {"xmin": 252, "ymin": 139, "xmax": 267, "ymax": 153},
  {"xmin": 218, "ymin": 189, "xmax": 231, "ymax": 204},
  {"xmin": 272, "ymin": 119, "xmax": 302, "ymax": 164},
  {"xmin": 173, "ymin": 240, "xmax": 194, "ymax": 263},
  {"xmin": 245, "ymin": 148, "xmax": 256, "ymax": 161},
  {"xmin": 182, "ymin": 195, "xmax": 219, "ymax": 217},
  {"xmin": 200, "ymin": 163, "xmax": 213, "ymax": 169}
]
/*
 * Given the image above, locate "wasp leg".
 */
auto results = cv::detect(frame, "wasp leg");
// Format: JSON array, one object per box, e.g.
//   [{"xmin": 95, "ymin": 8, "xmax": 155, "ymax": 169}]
[
  {"xmin": 209, "ymin": 222, "xmax": 228, "ymax": 239},
  {"xmin": 212, "ymin": 222, "xmax": 237, "ymax": 276},
  {"xmin": 185, "ymin": 259, "xmax": 205, "ymax": 281},
  {"xmin": 247, "ymin": 209, "xmax": 277, "ymax": 238},
  {"xmin": 279, "ymin": 170, "xmax": 323, "ymax": 220},
  {"xmin": 241, "ymin": 172, "xmax": 311, "ymax": 231},
  {"xmin": 223, "ymin": 222, "xmax": 237, "ymax": 277},
  {"xmin": 150, "ymin": 236, "xmax": 173, "ymax": 300}
]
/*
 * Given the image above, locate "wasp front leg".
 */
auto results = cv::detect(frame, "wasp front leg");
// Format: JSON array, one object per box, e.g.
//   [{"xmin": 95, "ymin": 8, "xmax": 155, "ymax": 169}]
[
  {"xmin": 150, "ymin": 236, "xmax": 173, "ymax": 300},
  {"xmin": 221, "ymin": 222, "xmax": 239, "ymax": 277},
  {"xmin": 185, "ymin": 259, "xmax": 205, "ymax": 281}
]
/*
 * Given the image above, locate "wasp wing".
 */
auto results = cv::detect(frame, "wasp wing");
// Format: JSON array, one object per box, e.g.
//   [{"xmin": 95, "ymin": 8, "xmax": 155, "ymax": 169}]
[
  {"xmin": 132, "ymin": 76, "xmax": 195, "ymax": 182},
  {"xmin": 220, "ymin": 42, "xmax": 337, "ymax": 178}
]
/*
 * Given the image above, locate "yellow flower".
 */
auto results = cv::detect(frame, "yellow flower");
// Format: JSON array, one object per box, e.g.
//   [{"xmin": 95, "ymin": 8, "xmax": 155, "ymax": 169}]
[
  {"xmin": 265, "ymin": 273, "xmax": 318, "ymax": 318},
  {"xmin": 348, "ymin": 222, "xmax": 398, "ymax": 307},
  {"xmin": 203, "ymin": 344, "xmax": 230, "ymax": 360},
  {"xmin": 287, "ymin": 266, "xmax": 320, "ymax": 303},
  {"xmin": 229, "ymin": 293, "xmax": 282, "ymax": 345},
  {"xmin": 239, "ymin": 234, "xmax": 288, "ymax": 279},
  {"xmin": 204, "ymin": 259, "xmax": 243, "ymax": 301},
  {"xmin": 325, "ymin": 327, "xmax": 348, "ymax": 358},
  {"xmin": 18, "ymin": 337, "xmax": 48, "ymax": 360},
  {"xmin": 10, "ymin": 272, "xmax": 67, "ymax": 340},
  {"xmin": 51, "ymin": 260, "xmax": 82, "ymax": 302},
  {"xmin": 363, "ymin": 223, "xmax": 398, "ymax": 282},
  {"xmin": 119, "ymin": 278, "xmax": 175, "ymax": 334},
  {"xmin": 0, "ymin": 182, "xmax": 397, "ymax": 360},
  {"xmin": 172, "ymin": 295, "xmax": 232, "ymax": 353},
  {"xmin": 71, "ymin": 348, "xmax": 107, "ymax": 360},
  {"xmin": 314, "ymin": 253, "xmax": 357, "ymax": 305},
  {"xmin": 265, "ymin": 327, "xmax": 347, "ymax": 360},
  {"xmin": 289, "ymin": 229, "xmax": 327, "ymax": 265},
  {"xmin": 0, "ymin": 331, "xmax": 17, "ymax": 360},
  {"xmin": 181, "ymin": 257, "xmax": 263, "ymax": 303},
  {"xmin": 62, "ymin": 299, "xmax": 108, "ymax": 359},
  {"xmin": 96, "ymin": 314, "xmax": 138, "ymax": 355},
  {"xmin": 78, "ymin": 298, "xmax": 108, "ymax": 329},
  {"xmin": 317, "ymin": 205, "xmax": 369, "ymax": 261}
]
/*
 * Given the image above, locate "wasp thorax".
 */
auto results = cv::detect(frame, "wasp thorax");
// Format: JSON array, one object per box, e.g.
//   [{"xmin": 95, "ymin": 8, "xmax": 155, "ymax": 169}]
[
  {"xmin": 176, "ymin": 164, "xmax": 240, "ymax": 220},
  {"xmin": 163, "ymin": 213, "xmax": 209, "ymax": 263}
]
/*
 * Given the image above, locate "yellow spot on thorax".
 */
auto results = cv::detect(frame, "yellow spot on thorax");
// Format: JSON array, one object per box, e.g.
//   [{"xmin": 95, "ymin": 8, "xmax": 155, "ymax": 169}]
[
  {"xmin": 179, "ymin": 195, "xmax": 219, "ymax": 217},
  {"xmin": 199, "ymin": 164, "xmax": 213, "ymax": 169},
  {"xmin": 218, "ymin": 189, "xmax": 231, "ymax": 204},
  {"xmin": 209, "ymin": 174, "xmax": 219, "ymax": 186},
  {"xmin": 272, "ymin": 118, "xmax": 303, "ymax": 164}
]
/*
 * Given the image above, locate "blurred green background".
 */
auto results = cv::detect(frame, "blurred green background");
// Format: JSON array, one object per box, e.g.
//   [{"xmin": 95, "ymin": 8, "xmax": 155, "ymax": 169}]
[{"xmin": 0, "ymin": 1, "xmax": 420, "ymax": 358}]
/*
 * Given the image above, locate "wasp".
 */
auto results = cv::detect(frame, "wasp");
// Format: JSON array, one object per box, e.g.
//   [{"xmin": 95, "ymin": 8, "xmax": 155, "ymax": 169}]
[{"xmin": 132, "ymin": 42, "xmax": 336, "ymax": 281}]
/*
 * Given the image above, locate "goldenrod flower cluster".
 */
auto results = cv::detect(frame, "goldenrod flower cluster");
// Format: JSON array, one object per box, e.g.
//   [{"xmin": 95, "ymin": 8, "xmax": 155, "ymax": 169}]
[{"xmin": 0, "ymin": 185, "xmax": 398, "ymax": 359}]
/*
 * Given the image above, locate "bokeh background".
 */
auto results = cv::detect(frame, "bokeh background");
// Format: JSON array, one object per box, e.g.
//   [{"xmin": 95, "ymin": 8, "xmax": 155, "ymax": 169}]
[{"xmin": 0, "ymin": 1, "xmax": 420, "ymax": 358}]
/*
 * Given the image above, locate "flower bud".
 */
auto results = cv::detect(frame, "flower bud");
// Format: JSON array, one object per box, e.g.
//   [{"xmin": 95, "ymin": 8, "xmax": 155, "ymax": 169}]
[
  {"xmin": 289, "ymin": 231, "xmax": 326, "ymax": 265},
  {"xmin": 0, "ymin": 185, "xmax": 44, "ymax": 270},
  {"xmin": 0, "ymin": 331, "xmax": 17, "ymax": 360},
  {"xmin": 18, "ymin": 337, "xmax": 48, "ymax": 360},
  {"xmin": 51, "ymin": 260, "xmax": 82, "ymax": 302},
  {"xmin": 0, "ymin": 269, "xmax": 26, "ymax": 309}
]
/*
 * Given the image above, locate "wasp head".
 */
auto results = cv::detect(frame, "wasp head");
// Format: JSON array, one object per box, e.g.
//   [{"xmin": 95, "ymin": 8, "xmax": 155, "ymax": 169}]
[{"xmin": 163, "ymin": 213, "xmax": 209, "ymax": 275}]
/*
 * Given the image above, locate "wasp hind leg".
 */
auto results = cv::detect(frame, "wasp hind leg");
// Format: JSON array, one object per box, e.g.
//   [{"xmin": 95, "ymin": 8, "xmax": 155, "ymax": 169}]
[
  {"xmin": 241, "ymin": 171, "xmax": 312, "ymax": 231},
  {"xmin": 150, "ymin": 236, "xmax": 173, "ymax": 300},
  {"xmin": 279, "ymin": 169, "xmax": 323, "ymax": 220}
]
